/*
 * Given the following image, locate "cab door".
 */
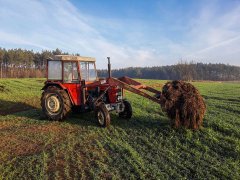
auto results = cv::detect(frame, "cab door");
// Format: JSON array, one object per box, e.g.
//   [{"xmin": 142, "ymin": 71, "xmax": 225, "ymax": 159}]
[{"xmin": 62, "ymin": 61, "xmax": 81, "ymax": 105}]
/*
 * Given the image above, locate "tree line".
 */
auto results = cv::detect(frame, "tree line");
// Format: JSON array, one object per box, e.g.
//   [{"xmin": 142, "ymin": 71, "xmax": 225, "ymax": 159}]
[
  {"xmin": 98, "ymin": 62, "xmax": 240, "ymax": 81},
  {"xmin": 0, "ymin": 48, "xmax": 239, "ymax": 80}
]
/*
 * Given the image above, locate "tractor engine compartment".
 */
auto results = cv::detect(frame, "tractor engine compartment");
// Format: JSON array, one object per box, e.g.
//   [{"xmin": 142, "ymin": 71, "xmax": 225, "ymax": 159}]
[{"xmin": 85, "ymin": 85, "xmax": 124, "ymax": 113}]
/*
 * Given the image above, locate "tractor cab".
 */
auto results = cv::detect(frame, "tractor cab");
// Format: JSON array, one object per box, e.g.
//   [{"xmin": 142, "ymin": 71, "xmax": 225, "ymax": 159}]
[{"xmin": 47, "ymin": 55, "xmax": 97, "ymax": 83}]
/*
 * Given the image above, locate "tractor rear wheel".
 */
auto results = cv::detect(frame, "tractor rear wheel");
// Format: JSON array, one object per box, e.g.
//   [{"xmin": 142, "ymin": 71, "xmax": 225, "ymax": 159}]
[
  {"xmin": 95, "ymin": 103, "xmax": 110, "ymax": 127},
  {"xmin": 41, "ymin": 86, "xmax": 72, "ymax": 121},
  {"xmin": 119, "ymin": 100, "xmax": 132, "ymax": 119}
]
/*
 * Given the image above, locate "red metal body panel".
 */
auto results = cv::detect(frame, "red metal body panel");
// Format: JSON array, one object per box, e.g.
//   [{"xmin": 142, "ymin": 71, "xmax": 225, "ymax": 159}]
[
  {"xmin": 62, "ymin": 83, "xmax": 81, "ymax": 105},
  {"xmin": 108, "ymin": 86, "xmax": 118, "ymax": 103}
]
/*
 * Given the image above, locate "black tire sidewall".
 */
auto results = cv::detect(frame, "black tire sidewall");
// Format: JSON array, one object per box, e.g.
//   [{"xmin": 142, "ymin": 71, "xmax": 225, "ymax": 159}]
[
  {"xmin": 119, "ymin": 100, "xmax": 132, "ymax": 119},
  {"xmin": 41, "ymin": 87, "xmax": 71, "ymax": 121}
]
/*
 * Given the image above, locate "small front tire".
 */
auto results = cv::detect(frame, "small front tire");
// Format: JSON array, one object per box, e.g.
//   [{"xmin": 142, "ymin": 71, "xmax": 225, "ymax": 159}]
[
  {"xmin": 119, "ymin": 100, "xmax": 132, "ymax": 119},
  {"xmin": 95, "ymin": 103, "xmax": 111, "ymax": 127}
]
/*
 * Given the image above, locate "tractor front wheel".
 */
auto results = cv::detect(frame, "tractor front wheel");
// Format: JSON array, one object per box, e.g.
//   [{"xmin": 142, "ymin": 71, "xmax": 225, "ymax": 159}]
[
  {"xmin": 119, "ymin": 100, "xmax": 132, "ymax": 119},
  {"xmin": 41, "ymin": 86, "xmax": 72, "ymax": 121},
  {"xmin": 95, "ymin": 103, "xmax": 110, "ymax": 127}
]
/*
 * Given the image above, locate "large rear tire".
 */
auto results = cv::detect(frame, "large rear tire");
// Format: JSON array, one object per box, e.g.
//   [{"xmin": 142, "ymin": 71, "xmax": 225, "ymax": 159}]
[
  {"xmin": 95, "ymin": 103, "xmax": 111, "ymax": 127},
  {"xmin": 41, "ymin": 86, "xmax": 72, "ymax": 121},
  {"xmin": 119, "ymin": 100, "xmax": 132, "ymax": 119}
]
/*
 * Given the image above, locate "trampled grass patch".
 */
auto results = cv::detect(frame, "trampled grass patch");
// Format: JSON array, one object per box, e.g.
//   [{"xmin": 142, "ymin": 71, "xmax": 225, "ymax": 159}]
[{"xmin": 0, "ymin": 78, "xmax": 239, "ymax": 179}]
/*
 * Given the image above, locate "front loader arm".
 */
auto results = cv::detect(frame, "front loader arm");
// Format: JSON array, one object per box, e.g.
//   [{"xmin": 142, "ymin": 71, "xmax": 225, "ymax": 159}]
[{"xmin": 108, "ymin": 76, "xmax": 162, "ymax": 104}]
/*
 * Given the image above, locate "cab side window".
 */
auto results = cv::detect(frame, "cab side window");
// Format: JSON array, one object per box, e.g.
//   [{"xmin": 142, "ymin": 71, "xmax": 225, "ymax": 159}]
[
  {"xmin": 80, "ymin": 62, "xmax": 88, "ymax": 80},
  {"xmin": 48, "ymin": 61, "xmax": 62, "ymax": 80},
  {"xmin": 80, "ymin": 62, "xmax": 97, "ymax": 81},
  {"xmin": 63, "ymin": 62, "xmax": 79, "ymax": 83}
]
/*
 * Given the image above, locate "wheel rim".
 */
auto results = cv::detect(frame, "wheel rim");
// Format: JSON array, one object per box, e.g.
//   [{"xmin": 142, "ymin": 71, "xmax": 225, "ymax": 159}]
[
  {"xmin": 97, "ymin": 111, "xmax": 105, "ymax": 125},
  {"xmin": 45, "ymin": 94, "xmax": 61, "ymax": 115}
]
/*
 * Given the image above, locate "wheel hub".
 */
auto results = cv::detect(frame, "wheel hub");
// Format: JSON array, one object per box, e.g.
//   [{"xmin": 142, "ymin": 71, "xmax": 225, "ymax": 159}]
[
  {"xmin": 97, "ymin": 111, "xmax": 105, "ymax": 125},
  {"xmin": 46, "ymin": 95, "xmax": 60, "ymax": 113}
]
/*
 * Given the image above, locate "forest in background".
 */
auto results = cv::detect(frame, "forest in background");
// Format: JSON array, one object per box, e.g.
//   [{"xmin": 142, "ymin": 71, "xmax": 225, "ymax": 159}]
[
  {"xmin": 98, "ymin": 63, "xmax": 240, "ymax": 81},
  {"xmin": 0, "ymin": 48, "xmax": 239, "ymax": 80}
]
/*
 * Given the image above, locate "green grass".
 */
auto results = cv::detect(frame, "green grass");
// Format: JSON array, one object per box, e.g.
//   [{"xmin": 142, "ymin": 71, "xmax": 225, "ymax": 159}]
[{"xmin": 0, "ymin": 78, "xmax": 239, "ymax": 179}]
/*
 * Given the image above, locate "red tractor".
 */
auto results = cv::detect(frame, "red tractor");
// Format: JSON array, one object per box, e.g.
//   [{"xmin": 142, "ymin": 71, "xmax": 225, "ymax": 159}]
[
  {"xmin": 41, "ymin": 55, "xmax": 206, "ymax": 129},
  {"xmin": 41, "ymin": 55, "xmax": 134, "ymax": 127}
]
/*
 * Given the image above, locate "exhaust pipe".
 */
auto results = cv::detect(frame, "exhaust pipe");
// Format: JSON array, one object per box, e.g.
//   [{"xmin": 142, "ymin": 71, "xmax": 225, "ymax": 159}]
[{"xmin": 107, "ymin": 57, "xmax": 111, "ymax": 78}]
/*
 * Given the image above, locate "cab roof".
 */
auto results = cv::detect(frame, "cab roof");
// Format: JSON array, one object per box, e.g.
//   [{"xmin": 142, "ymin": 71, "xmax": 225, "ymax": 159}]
[{"xmin": 52, "ymin": 55, "xmax": 96, "ymax": 62}]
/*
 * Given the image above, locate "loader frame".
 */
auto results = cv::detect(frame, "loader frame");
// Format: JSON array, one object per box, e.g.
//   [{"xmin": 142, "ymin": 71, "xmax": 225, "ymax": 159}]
[{"xmin": 108, "ymin": 76, "xmax": 162, "ymax": 104}]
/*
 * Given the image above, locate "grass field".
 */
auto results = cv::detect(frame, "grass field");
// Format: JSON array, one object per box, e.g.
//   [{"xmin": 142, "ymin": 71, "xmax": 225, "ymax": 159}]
[{"xmin": 0, "ymin": 78, "xmax": 239, "ymax": 179}]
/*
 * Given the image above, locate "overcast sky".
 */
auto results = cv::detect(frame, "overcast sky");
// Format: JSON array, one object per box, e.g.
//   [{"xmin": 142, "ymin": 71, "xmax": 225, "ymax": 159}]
[{"xmin": 0, "ymin": 0, "xmax": 240, "ymax": 68}]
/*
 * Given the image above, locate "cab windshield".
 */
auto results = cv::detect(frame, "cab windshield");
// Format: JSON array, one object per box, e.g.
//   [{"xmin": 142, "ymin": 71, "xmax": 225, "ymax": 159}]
[{"xmin": 80, "ymin": 62, "xmax": 97, "ymax": 81}]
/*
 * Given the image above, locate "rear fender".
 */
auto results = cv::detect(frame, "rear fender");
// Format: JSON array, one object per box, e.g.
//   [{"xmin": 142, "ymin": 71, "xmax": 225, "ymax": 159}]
[
  {"xmin": 41, "ymin": 82, "xmax": 66, "ymax": 90},
  {"xmin": 41, "ymin": 82, "xmax": 74, "ymax": 105}
]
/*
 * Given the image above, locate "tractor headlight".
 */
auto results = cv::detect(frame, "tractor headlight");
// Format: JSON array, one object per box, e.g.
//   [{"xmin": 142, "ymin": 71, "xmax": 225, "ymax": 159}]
[
  {"xmin": 117, "ymin": 95, "xmax": 122, "ymax": 101},
  {"xmin": 116, "ymin": 88, "xmax": 122, "ymax": 101}
]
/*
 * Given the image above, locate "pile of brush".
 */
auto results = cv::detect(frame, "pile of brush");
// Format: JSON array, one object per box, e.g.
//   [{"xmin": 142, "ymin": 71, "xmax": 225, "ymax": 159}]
[{"xmin": 160, "ymin": 80, "xmax": 206, "ymax": 130}]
